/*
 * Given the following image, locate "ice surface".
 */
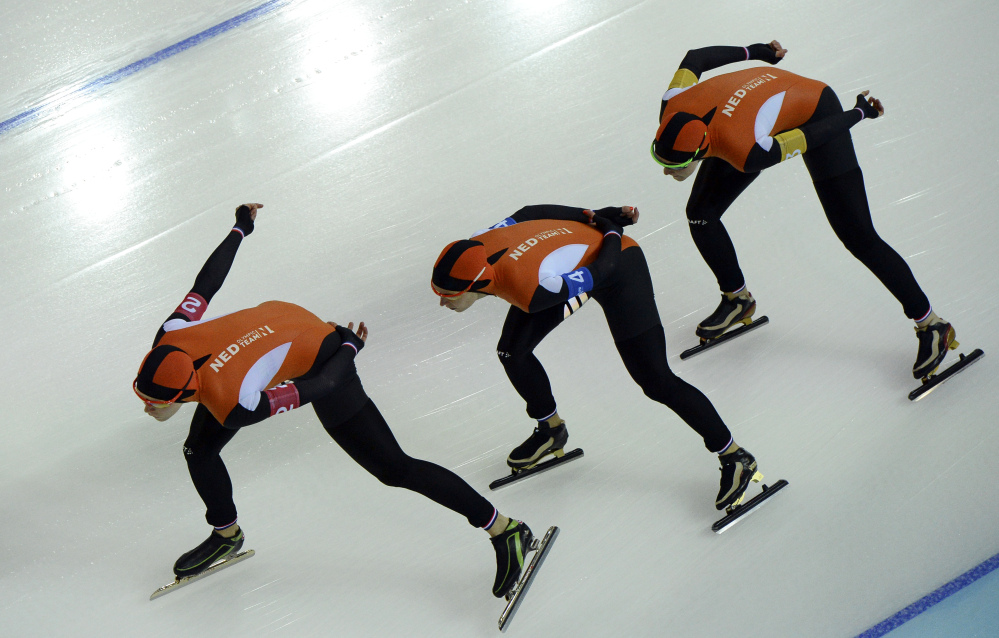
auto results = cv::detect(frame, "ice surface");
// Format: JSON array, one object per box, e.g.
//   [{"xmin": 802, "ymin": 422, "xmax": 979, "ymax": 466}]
[{"xmin": 1, "ymin": 1, "xmax": 996, "ymax": 636}]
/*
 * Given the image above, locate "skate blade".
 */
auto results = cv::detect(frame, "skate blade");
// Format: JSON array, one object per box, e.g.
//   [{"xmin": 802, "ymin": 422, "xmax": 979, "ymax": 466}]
[
  {"xmin": 910, "ymin": 348, "xmax": 984, "ymax": 401},
  {"xmin": 713, "ymin": 480, "xmax": 789, "ymax": 534},
  {"xmin": 498, "ymin": 526, "xmax": 559, "ymax": 632},
  {"xmin": 683, "ymin": 317, "xmax": 770, "ymax": 359},
  {"xmin": 490, "ymin": 449, "xmax": 585, "ymax": 490},
  {"xmin": 150, "ymin": 549, "xmax": 255, "ymax": 600}
]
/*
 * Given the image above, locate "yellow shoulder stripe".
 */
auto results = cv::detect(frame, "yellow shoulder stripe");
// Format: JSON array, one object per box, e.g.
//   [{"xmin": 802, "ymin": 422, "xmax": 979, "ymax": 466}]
[
  {"xmin": 668, "ymin": 68, "xmax": 698, "ymax": 90},
  {"xmin": 775, "ymin": 129, "xmax": 808, "ymax": 161}
]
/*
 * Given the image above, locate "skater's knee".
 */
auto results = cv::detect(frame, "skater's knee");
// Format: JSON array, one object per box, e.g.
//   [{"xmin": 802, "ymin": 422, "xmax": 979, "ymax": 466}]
[
  {"xmin": 637, "ymin": 374, "xmax": 684, "ymax": 405},
  {"xmin": 369, "ymin": 457, "xmax": 415, "ymax": 489},
  {"xmin": 686, "ymin": 201, "xmax": 721, "ymax": 225},
  {"xmin": 496, "ymin": 338, "xmax": 531, "ymax": 365},
  {"xmin": 640, "ymin": 384, "xmax": 671, "ymax": 405},
  {"xmin": 374, "ymin": 468, "xmax": 407, "ymax": 488},
  {"xmin": 496, "ymin": 348, "xmax": 514, "ymax": 367},
  {"xmin": 182, "ymin": 443, "xmax": 211, "ymax": 466},
  {"xmin": 839, "ymin": 232, "xmax": 887, "ymax": 262}
]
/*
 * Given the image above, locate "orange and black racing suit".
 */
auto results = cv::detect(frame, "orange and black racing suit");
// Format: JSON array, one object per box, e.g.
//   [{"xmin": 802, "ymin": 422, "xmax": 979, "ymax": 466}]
[{"xmin": 660, "ymin": 45, "xmax": 931, "ymax": 319}]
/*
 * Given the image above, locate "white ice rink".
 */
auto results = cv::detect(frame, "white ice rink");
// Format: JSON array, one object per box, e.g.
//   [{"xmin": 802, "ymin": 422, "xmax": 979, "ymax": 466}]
[{"xmin": 2, "ymin": 1, "xmax": 997, "ymax": 636}]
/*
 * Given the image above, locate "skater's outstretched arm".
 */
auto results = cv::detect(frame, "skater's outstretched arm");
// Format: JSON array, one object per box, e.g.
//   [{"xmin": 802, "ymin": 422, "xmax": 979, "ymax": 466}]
[
  {"xmin": 660, "ymin": 41, "xmax": 785, "ymax": 119},
  {"xmin": 509, "ymin": 204, "xmax": 591, "ymax": 224},
  {"xmin": 507, "ymin": 204, "xmax": 637, "ymax": 227},
  {"xmin": 526, "ymin": 215, "xmax": 622, "ymax": 313},
  {"xmin": 222, "ymin": 322, "xmax": 367, "ymax": 429},
  {"xmin": 189, "ymin": 204, "xmax": 259, "ymax": 303},
  {"xmin": 676, "ymin": 41, "xmax": 785, "ymax": 79},
  {"xmin": 742, "ymin": 91, "xmax": 884, "ymax": 172},
  {"xmin": 151, "ymin": 204, "xmax": 261, "ymax": 346}
]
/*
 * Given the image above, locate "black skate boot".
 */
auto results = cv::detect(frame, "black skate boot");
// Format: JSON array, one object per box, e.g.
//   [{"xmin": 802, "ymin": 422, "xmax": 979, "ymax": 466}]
[
  {"xmin": 491, "ymin": 520, "xmax": 534, "ymax": 598},
  {"xmin": 696, "ymin": 289, "xmax": 756, "ymax": 340},
  {"xmin": 716, "ymin": 447, "xmax": 763, "ymax": 511},
  {"xmin": 173, "ymin": 527, "xmax": 245, "ymax": 578},
  {"xmin": 507, "ymin": 422, "xmax": 569, "ymax": 470},
  {"xmin": 913, "ymin": 321, "xmax": 958, "ymax": 379}
]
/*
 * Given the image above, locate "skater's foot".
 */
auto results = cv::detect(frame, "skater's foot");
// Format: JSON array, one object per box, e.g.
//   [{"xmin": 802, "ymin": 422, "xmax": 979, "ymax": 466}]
[
  {"xmin": 913, "ymin": 320, "xmax": 958, "ymax": 379},
  {"xmin": 696, "ymin": 288, "xmax": 756, "ymax": 341},
  {"xmin": 173, "ymin": 526, "xmax": 245, "ymax": 578},
  {"xmin": 507, "ymin": 421, "xmax": 568, "ymax": 471},
  {"xmin": 491, "ymin": 520, "xmax": 534, "ymax": 598},
  {"xmin": 715, "ymin": 446, "xmax": 762, "ymax": 511}
]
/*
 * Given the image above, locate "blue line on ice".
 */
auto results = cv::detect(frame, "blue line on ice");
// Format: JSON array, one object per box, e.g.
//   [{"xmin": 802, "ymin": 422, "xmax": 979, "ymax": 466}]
[
  {"xmin": 856, "ymin": 551, "xmax": 999, "ymax": 637},
  {"xmin": 0, "ymin": 0, "xmax": 288, "ymax": 136}
]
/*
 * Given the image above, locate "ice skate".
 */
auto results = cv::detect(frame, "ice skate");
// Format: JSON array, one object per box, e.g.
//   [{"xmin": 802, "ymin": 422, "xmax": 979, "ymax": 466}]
[
  {"xmin": 491, "ymin": 520, "xmax": 534, "ymax": 598},
  {"xmin": 496, "ymin": 524, "xmax": 560, "ymax": 632},
  {"xmin": 908, "ymin": 320, "xmax": 983, "ymax": 402},
  {"xmin": 681, "ymin": 290, "xmax": 768, "ymax": 360},
  {"xmin": 507, "ymin": 422, "xmax": 569, "ymax": 470},
  {"xmin": 912, "ymin": 320, "xmax": 958, "ymax": 380},
  {"xmin": 173, "ymin": 527, "xmax": 245, "ymax": 578},
  {"xmin": 696, "ymin": 289, "xmax": 756, "ymax": 341},
  {"xmin": 715, "ymin": 447, "xmax": 762, "ymax": 511},
  {"xmin": 712, "ymin": 446, "xmax": 786, "ymax": 534},
  {"xmin": 491, "ymin": 422, "xmax": 583, "ymax": 490},
  {"xmin": 151, "ymin": 528, "xmax": 254, "ymax": 600}
]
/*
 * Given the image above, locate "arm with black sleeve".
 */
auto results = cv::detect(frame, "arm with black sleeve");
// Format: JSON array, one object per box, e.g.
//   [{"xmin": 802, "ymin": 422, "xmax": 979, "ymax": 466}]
[
  {"xmin": 509, "ymin": 204, "xmax": 592, "ymax": 225},
  {"xmin": 743, "ymin": 93, "xmax": 882, "ymax": 173},
  {"xmin": 189, "ymin": 204, "xmax": 256, "ymax": 302},
  {"xmin": 678, "ymin": 43, "xmax": 781, "ymax": 79},
  {"xmin": 151, "ymin": 205, "xmax": 257, "ymax": 346},
  {"xmin": 509, "ymin": 204, "xmax": 636, "ymax": 228},
  {"xmin": 526, "ymin": 215, "xmax": 623, "ymax": 313},
  {"xmin": 662, "ymin": 42, "xmax": 784, "ymax": 120},
  {"xmin": 221, "ymin": 325, "xmax": 365, "ymax": 429}
]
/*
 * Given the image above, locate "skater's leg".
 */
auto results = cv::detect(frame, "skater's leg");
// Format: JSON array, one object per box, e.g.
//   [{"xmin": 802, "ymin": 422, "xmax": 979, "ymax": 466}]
[
  {"xmin": 321, "ymin": 397, "xmax": 532, "ymax": 598},
  {"xmin": 183, "ymin": 404, "xmax": 241, "ymax": 529},
  {"xmin": 804, "ymin": 87, "xmax": 956, "ymax": 377},
  {"xmin": 812, "ymin": 168, "xmax": 931, "ymax": 319},
  {"xmin": 803, "ymin": 86, "xmax": 931, "ymax": 320},
  {"xmin": 316, "ymin": 397, "xmax": 497, "ymax": 529},
  {"xmin": 591, "ymin": 250, "xmax": 732, "ymax": 452},
  {"xmin": 496, "ymin": 304, "xmax": 574, "ymax": 468},
  {"xmin": 496, "ymin": 304, "xmax": 566, "ymax": 420},
  {"xmin": 613, "ymin": 325, "xmax": 733, "ymax": 452},
  {"xmin": 175, "ymin": 406, "xmax": 245, "ymax": 577},
  {"xmin": 686, "ymin": 157, "xmax": 761, "ymax": 293},
  {"xmin": 597, "ymin": 267, "xmax": 759, "ymax": 508}
]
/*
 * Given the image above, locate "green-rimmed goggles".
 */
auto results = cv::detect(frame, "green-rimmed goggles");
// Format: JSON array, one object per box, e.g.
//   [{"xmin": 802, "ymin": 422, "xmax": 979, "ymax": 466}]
[{"xmin": 650, "ymin": 140, "xmax": 702, "ymax": 170}]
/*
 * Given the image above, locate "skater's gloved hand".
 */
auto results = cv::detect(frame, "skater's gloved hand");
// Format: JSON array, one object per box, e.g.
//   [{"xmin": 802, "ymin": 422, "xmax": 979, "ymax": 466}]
[
  {"xmin": 586, "ymin": 211, "xmax": 623, "ymax": 236},
  {"xmin": 334, "ymin": 322, "xmax": 367, "ymax": 355},
  {"xmin": 233, "ymin": 203, "xmax": 262, "ymax": 236},
  {"xmin": 747, "ymin": 40, "xmax": 786, "ymax": 65},
  {"xmin": 853, "ymin": 90, "xmax": 884, "ymax": 120},
  {"xmin": 590, "ymin": 206, "xmax": 639, "ymax": 228}
]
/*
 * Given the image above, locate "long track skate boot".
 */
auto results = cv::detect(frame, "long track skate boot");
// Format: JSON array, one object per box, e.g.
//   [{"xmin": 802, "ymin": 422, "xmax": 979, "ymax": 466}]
[
  {"xmin": 507, "ymin": 422, "xmax": 569, "ymax": 471},
  {"xmin": 491, "ymin": 520, "xmax": 534, "ymax": 598},
  {"xmin": 696, "ymin": 289, "xmax": 756, "ymax": 341},
  {"xmin": 716, "ymin": 447, "xmax": 763, "ymax": 511},
  {"xmin": 913, "ymin": 321, "xmax": 958, "ymax": 379},
  {"xmin": 173, "ymin": 527, "xmax": 245, "ymax": 578}
]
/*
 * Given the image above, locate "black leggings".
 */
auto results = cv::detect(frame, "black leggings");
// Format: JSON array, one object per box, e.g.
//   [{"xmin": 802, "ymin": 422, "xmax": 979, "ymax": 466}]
[
  {"xmin": 495, "ymin": 247, "xmax": 732, "ymax": 452},
  {"xmin": 183, "ymin": 388, "xmax": 495, "ymax": 529},
  {"xmin": 685, "ymin": 87, "xmax": 930, "ymax": 319}
]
